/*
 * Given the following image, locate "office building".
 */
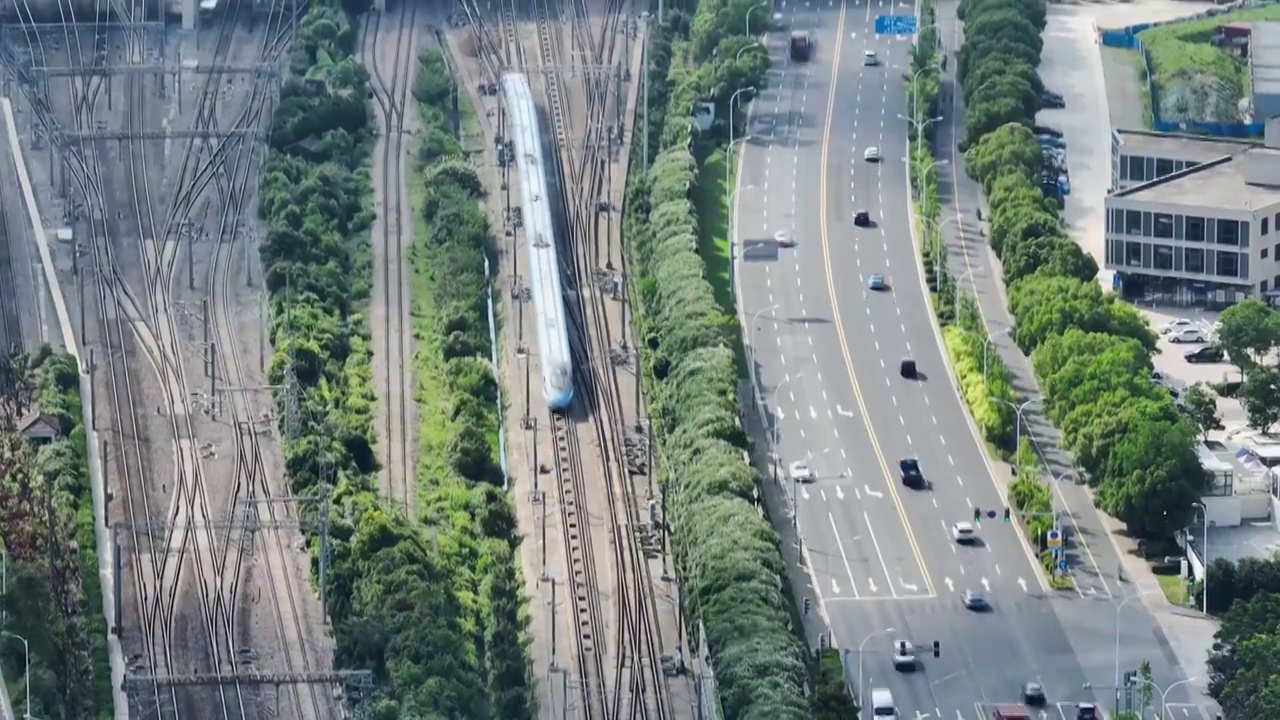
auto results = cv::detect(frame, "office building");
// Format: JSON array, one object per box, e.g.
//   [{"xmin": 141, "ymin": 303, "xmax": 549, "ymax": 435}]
[{"xmin": 1103, "ymin": 118, "xmax": 1280, "ymax": 306}]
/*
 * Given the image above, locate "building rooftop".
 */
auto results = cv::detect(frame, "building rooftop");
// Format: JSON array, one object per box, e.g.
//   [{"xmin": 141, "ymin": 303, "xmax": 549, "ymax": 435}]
[
  {"xmin": 1113, "ymin": 148, "xmax": 1280, "ymax": 210},
  {"xmin": 1254, "ymin": 23, "xmax": 1280, "ymax": 105},
  {"xmin": 1113, "ymin": 128, "xmax": 1256, "ymax": 165}
]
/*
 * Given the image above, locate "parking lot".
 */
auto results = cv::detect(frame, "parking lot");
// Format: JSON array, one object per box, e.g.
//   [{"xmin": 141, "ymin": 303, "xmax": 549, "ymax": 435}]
[{"xmin": 1143, "ymin": 306, "xmax": 1250, "ymax": 432}]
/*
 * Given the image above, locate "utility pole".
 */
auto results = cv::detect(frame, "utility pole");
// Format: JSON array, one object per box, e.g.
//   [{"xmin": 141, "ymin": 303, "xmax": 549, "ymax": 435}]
[
  {"xmin": 642, "ymin": 29, "xmax": 650, "ymax": 169},
  {"xmin": 549, "ymin": 576, "xmax": 558, "ymax": 671}
]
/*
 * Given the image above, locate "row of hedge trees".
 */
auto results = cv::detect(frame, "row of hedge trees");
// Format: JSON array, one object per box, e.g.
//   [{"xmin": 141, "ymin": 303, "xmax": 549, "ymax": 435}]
[
  {"xmin": 955, "ymin": 0, "xmax": 1208, "ymax": 541},
  {"xmin": 256, "ymin": 5, "xmax": 529, "ymax": 717},
  {"xmin": 623, "ymin": 1, "xmax": 817, "ymax": 718},
  {"xmin": 0, "ymin": 349, "xmax": 112, "ymax": 718}
]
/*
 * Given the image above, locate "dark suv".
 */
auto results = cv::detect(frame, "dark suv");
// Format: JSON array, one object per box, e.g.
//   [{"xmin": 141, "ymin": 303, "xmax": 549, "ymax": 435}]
[
  {"xmin": 900, "ymin": 458, "xmax": 925, "ymax": 489},
  {"xmin": 1185, "ymin": 345, "xmax": 1225, "ymax": 363}
]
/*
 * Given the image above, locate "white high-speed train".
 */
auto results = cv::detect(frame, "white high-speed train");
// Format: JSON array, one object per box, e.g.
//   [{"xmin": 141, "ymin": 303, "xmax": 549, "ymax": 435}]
[{"xmin": 500, "ymin": 73, "xmax": 574, "ymax": 411}]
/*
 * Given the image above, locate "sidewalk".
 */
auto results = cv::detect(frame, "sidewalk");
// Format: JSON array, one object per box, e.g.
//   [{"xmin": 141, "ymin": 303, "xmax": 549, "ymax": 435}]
[{"xmin": 930, "ymin": 0, "xmax": 1221, "ymax": 705}]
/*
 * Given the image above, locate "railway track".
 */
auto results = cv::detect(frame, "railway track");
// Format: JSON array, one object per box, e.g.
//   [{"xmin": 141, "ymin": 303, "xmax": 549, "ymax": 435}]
[
  {"xmin": 461, "ymin": 0, "xmax": 673, "ymax": 717},
  {"xmin": 8, "ymin": 0, "xmax": 316, "ymax": 716},
  {"xmin": 361, "ymin": 0, "xmax": 418, "ymax": 514}
]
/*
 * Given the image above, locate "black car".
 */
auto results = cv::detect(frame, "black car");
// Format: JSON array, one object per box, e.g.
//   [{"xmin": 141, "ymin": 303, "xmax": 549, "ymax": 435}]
[
  {"xmin": 1040, "ymin": 90, "xmax": 1065, "ymax": 109},
  {"xmin": 900, "ymin": 358, "xmax": 917, "ymax": 379},
  {"xmin": 900, "ymin": 458, "xmax": 924, "ymax": 489},
  {"xmin": 1185, "ymin": 345, "xmax": 1225, "ymax": 363},
  {"xmin": 1023, "ymin": 681, "xmax": 1046, "ymax": 706},
  {"xmin": 1075, "ymin": 703, "xmax": 1100, "ymax": 720},
  {"xmin": 854, "ymin": 210, "xmax": 871, "ymax": 227}
]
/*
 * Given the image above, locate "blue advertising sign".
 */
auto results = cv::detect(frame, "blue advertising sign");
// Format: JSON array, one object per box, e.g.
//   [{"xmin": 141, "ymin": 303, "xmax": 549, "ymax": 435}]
[{"xmin": 874, "ymin": 14, "xmax": 918, "ymax": 35}]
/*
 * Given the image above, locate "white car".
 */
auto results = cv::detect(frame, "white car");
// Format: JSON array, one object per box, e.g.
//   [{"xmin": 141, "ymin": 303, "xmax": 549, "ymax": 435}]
[
  {"xmin": 1168, "ymin": 327, "xmax": 1206, "ymax": 344},
  {"xmin": 864, "ymin": 146, "xmax": 881, "ymax": 162},
  {"xmin": 788, "ymin": 461, "xmax": 816, "ymax": 483},
  {"xmin": 892, "ymin": 640, "xmax": 916, "ymax": 670},
  {"xmin": 952, "ymin": 522, "xmax": 977, "ymax": 544},
  {"xmin": 863, "ymin": 50, "xmax": 878, "ymax": 66},
  {"xmin": 1161, "ymin": 318, "xmax": 1195, "ymax": 335}
]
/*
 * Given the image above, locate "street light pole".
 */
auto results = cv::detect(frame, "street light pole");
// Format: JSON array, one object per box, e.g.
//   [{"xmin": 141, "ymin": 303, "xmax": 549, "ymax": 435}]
[
  {"xmin": 1113, "ymin": 590, "xmax": 1163, "ymax": 715},
  {"xmin": 926, "ymin": 210, "xmax": 962, "ymax": 283},
  {"xmin": 1192, "ymin": 501, "xmax": 1208, "ymax": 613},
  {"xmin": 1131, "ymin": 675, "xmax": 1202, "ymax": 719},
  {"xmin": 857, "ymin": 627, "xmax": 895, "ymax": 713},
  {"xmin": 1, "ymin": 631, "xmax": 31, "ymax": 720},
  {"xmin": 745, "ymin": 1, "xmax": 767, "ymax": 36}
]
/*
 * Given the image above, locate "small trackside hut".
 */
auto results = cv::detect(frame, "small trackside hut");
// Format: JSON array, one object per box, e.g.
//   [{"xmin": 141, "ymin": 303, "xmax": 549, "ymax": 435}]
[{"xmin": 789, "ymin": 30, "xmax": 812, "ymax": 61}]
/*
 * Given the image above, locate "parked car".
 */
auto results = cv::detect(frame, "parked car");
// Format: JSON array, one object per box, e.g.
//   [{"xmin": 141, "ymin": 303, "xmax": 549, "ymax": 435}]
[
  {"xmin": 1038, "ymin": 135, "xmax": 1066, "ymax": 149},
  {"xmin": 1168, "ymin": 327, "xmax": 1206, "ymax": 344},
  {"xmin": 1040, "ymin": 89, "xmax": 1065, "ymax": 109},
  {"xmin": 1033, "ymin": 124, "xmax": 1063, "ymax": 137},
  {"xmin": 1185, "ymin": 345, "xmax": 1225, "ymax": 363},
  {"xmin": 1161, "ymin": 318, "xmax": 1196, "ymax": 334}
]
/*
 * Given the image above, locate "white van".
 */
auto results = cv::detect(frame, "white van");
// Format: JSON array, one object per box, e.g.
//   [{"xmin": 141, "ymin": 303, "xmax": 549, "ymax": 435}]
[{"xmin": 871, "ymin": 687, "xmax": 898, "ymax": 717}]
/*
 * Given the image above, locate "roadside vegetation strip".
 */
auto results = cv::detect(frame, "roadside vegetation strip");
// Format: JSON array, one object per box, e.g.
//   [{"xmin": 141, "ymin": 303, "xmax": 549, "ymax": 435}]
[
  {"xmin": 407, "ymin": 47, "xmax": 533, "ymax": 720},
  {"xmin": 623, "ymin": 2, "xmax": 820, "ymax": 717},
  {"xmin": 955, "ymin": 0, "xmax": 1206, "ymax": 544},
  {"xmin": 692, "ymin": 147, "xmax": 749, "ymax": 378},
  {"xmin": 0, "ymin": 349, "xmax": 112, "ymax": 718},
  {"xmin": 256, "ymin": 4, "xmax": 528, "ymax": 716}
]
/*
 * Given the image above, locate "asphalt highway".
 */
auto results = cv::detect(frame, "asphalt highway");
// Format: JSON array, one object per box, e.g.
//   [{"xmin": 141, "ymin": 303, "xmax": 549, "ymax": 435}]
[{"xmin": 735, "ymin": 2, "xmax": 1141, "ymax": 717}]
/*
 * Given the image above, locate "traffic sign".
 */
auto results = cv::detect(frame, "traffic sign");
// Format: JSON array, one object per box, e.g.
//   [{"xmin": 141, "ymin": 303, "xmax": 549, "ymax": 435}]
[
  {"xmin": 1046, "ymin": 529, "xmax": 1062, "ymax": 548},
  {"xmin": 1058, "ymin": 559, "xmax": 1069, "ymax": 572},
  {"xmin": 874, "ymin": 14, "xmax": 918, "ymax": 35}
]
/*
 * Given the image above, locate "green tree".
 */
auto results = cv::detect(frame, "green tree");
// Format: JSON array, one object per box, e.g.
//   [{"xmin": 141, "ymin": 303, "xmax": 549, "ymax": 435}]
[
  {"xmin": 964, "ymin": 121, "xmax": 1043, "ymax": 192},
  {"xmin": 1136, "ymin": 660, "xmax": 1154, "ymax": 713},
  {"xmin": 965, "ymin": 94, "xmax": 1031, "ymax": 145},
  {"xmin": 1209, "ymin": 593, "xmax": 1280, "ymax": 715},
  {"xmin": 1182, "ymin": 382, "xmax": 1223, "ymax": 439},
  {"xmin": 1002, "ymin": 235, "xmax": 1097, "ymax": 285},
  {"xmin": 1218, "ymin": 298, "xmax": 1280, "ymax": 372},
  {"xmin": 1241, "ymin": 365, "xmax": 1280, "ymax": 433},
  {"xmin": 1008, "ymin": 274, "xmax": 1155, "ymax": 354},
  {"xmin": 962, "ymin": 56, "xmax": 1043, "ymax": 111}
]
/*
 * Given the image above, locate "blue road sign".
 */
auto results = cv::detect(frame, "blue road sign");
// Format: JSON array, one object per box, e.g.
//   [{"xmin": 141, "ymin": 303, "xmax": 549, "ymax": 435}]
[
  {"xmin": 1058, "ymin": 559, "xmax": 1069, "ymax": 572},
  {"xmin": 875, "ymin": 14, "xmax": 918, "ymax": 35}
]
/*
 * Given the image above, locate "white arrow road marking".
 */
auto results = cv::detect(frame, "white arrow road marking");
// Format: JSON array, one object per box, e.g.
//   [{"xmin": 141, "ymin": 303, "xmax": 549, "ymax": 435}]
[
  {"xmin": 955, "ymin": 711, "xmax": 965, "ymax": 720},
  {"xmin": 1018, "ymin": 577, "xmax": 1028, "ymax": 593},
  {"xmin": 836, "ymin": 486, "xmax": 845, "ymax": 500},
  {"xmin": 809, "ymin": 406, "xmax": 817, "ymax": 419},
  {"xmin": 836, "ymin": 405, "xmax": 854, "ymax": 417},
  {"xmin": 832, "ymin": 577, "xmax": 840, "ymax": 594},
  {"xmin": 867, "ymin": 575, "xmax": 878, "ymax": 593},
  {"xmin": 944, "ymin": 577, "xmax": 954, "ymax": 592},
  {"xmin": 801, "ymin": 486, "xmax": 810, "ymax": 500},
  {"xmin": 981, "ymin": 577, "xmax": 991, "ymax": 592},
  {"xmin": 913, "ymin": 711, "xmax": 931, "ymax": 720},
  {"xmin": 864, "ymin": 485, "xmax": 884, "ymax": 499},
  {"xmin": 899, "ymin": 579, "xmax": 919, "ymax": 592}
]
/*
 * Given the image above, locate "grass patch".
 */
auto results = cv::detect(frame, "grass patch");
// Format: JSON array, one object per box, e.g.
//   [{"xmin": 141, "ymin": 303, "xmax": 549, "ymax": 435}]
[
  {"xmin": 693, "ymin": 146, "xmax": 748, "ymax": 378},
  {"xmin": 1138, "ymin": 4, "xmax": 1280, "ymax": 123},
  {"xmin": 1157, "ymin": 573, "xmax": 1190, "ymax": 607}
]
